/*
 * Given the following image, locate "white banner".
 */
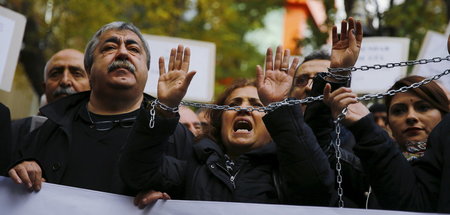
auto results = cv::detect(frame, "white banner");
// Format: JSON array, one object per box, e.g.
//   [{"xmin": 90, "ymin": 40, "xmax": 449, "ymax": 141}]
[
  {"xmin": 0, "ymin": 176, "xmax": 444, "ymax": 215},
  {"xmin": 143, "ymin": 35, "xmax": 216, "ymax": 103},
  {"xmin": 0, "ymin": 6, "xmax": 26, "ymax": 92},
  {"xmin": 352, "ymin": 37, "xmax": 410, "ymax": 94},
  {"xmin": 412, "ymin": 31, "xmax": 450, "ymax": 91}
]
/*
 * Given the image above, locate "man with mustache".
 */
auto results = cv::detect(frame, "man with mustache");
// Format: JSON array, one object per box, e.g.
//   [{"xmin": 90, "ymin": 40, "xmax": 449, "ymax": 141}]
[
  {"xmin": 8, "ymin": 22, "xmax": 192, "ymax": 198},
  {"xmin": 7, "ymin": 49, "xmax": 90, "ymax": 175}
]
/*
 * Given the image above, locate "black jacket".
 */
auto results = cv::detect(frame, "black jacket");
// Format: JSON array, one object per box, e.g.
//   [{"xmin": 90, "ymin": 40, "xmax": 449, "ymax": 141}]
[
  {"xmin": 351, "ymin": 113, "xmax": 450, "ymax": 213},
  {"xmin": 304, "ymin": 73, "xmax": 373, "ymax": 208},
  {"xmin": 120, "ymin": 104, "xmax": 334, "ymax": 205},
  {"xmin": 14, "ymin": 91, "xmax": 191, "ymax": 196}
]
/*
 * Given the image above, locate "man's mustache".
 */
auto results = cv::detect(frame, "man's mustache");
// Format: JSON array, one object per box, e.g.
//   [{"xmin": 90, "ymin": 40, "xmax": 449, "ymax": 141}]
[
  {"xmin": 108, "ymin": 60, "xmax": 136, "ymax": 74},
  {"xmin": 53, "ymin": 86, "xmax": 77, "ymax": 98}
]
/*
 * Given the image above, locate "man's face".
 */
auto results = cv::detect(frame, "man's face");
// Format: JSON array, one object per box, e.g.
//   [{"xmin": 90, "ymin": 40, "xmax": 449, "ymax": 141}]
[
  {"xmin": 89, "ymin": 29, "xmax": 148, "ymax": 94},
  {"xmin": 290, "ymin": 59, "xmax": 330, "ymax": 100},
  {"xmin": 179, "ymin": 106, "xmax": 202, "ymax": 137},
  {"xmin": 43, "ymin": 49, "xmax": 90, "ymax": 103}
]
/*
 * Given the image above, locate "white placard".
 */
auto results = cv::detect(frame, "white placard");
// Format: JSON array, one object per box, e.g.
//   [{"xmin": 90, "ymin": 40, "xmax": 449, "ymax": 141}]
[
  {"xmin": 412, "ymin": 31, "xmax": 450, "ymax": 90},
  {"xmin": 0, "ymin": 176, "xmax": 443, "ymax": 215},
  {"xmin": 143, "ymin": 35, "xmax": 216, "ymax": 102},
  {"xmin": 351, "ymin": 37, "xmax": 410, "ymax": 93},
  {"xmin": 0, "ymin": 6, "xmax": 26, "ymax": 92}
]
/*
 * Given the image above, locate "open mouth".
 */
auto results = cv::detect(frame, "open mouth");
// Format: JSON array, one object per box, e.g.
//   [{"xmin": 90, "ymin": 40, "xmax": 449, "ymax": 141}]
[{"xmin": 233, "ymin": 119, "xmax": 253, "ymax": 133}]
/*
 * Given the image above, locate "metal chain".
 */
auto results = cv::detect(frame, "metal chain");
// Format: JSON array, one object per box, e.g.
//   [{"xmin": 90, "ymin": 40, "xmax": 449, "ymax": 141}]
[
  {"xmin": 333, "ymin": 107, "xmax": 347, "ymax": 208},
  {"xmin": 328, "ymin": 56, "xmax": 450, "ymax": 73},
  {"xmin": 180, "ymin": 68, "xmax": 450, "ymax": 112}
]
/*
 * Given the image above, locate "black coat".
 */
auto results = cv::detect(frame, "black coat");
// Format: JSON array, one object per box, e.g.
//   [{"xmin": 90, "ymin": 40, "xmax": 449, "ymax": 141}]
[
  {"xmin": 14, "ymin": 91, "xmax": 191, "ymax": 196},
  {"xmin": 350, "ymin": 113, "xmax": 450, "ymax": 213},
  {"xmin": 120, "ymin": 104, "xmax": 334, "ymax": 205}
]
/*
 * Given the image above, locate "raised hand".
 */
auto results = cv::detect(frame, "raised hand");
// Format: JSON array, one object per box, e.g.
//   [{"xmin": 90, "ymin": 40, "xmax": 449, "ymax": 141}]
[
  {"xmin": 256, "ymin": 46, "xmax": 300, "ymax": 106},
  {"xmin": 157, "ymin": 45, "xmax": 196, "ymax": 108},
  {"xmin": 323, "ymin": 84, "xmax": 369, "ymax": 126},
  {"xmin": 330, "ymin": 17, "xmax": 363, "ymax": 71},
  {"xmin": 8, "ymin": 161, "xmax": 45, "ymax": 191},
  {"xmin": 134, "ymin": 190, "xmax": 171, "ymax": 209}
]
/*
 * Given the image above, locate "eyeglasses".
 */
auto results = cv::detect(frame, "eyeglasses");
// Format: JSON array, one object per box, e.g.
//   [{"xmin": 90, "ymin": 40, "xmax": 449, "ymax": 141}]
[
  {"xmin": 87, "ymin": 110, "xmax": 136, "ymax": 131},
  {"xmin": 294, "ymin": 74, "xmax": 315, "ymax": 87}
]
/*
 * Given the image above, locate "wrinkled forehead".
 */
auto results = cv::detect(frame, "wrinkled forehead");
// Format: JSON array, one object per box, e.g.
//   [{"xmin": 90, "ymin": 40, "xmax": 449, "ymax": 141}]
[
  {"xmin": 298, "ymin": 59, "xmax": 330, "ymax": 76},
  {"xmin": 97, "ymin": 29, "xmax": 145, "ymax": 49}
]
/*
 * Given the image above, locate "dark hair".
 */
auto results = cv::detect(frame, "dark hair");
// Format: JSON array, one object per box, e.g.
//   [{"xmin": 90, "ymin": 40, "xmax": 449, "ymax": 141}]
[
  {"xmin": 385, "ymin": 75, "xmax": 449, "ymax": 117},
  {"xmin": 203, "ymin": 79, "xmax": 257, "ymax": 144},
  {"xmin": 84, "ymin": 22, "xmax": 150, "ymax": 73},
  {"xmin": 302, "ymin": 50, "xmax": 331, "ymax": 63},
  {"xmin": 369, "ymin": 103, "xmax": 387, "ymax": 113}
]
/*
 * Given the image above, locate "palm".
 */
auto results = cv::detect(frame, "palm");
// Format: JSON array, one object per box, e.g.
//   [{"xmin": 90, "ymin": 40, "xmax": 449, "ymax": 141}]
[
  {"xmin": 256, "ymin": 46, "xmax": 299, "ymax": 106},
  {"xmin": 259, "ymin": 70, "xmax": 292, "ymax": 104},
  {"xmin": 330, "ymin": 17, "xmax": 363, "ymax": 70},
  {"xmin": 157, "ymin": 45, "xmax": 196, "ymax": 107}
]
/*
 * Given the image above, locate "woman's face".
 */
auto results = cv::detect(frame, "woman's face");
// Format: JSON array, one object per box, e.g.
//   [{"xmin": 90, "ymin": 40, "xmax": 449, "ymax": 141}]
[
  {"xmin": 388, "ymin": 91, "xmax": 442, "ymax": 147},
  {"xmin": 221, "ymin": 86, "xmax": 271, "ymax": 157}
]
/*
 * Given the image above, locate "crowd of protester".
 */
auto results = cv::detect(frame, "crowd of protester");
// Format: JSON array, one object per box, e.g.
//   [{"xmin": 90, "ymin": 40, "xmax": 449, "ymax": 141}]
[{"xmin": 1, "ymin": 17, "xmax": 450, "ymax": 213}]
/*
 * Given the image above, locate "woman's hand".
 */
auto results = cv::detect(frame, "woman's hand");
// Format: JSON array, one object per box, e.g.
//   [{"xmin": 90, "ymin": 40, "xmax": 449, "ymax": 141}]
[{"xmin": 256, "ymin": 46, "xmax": 299, "ymax": 106}]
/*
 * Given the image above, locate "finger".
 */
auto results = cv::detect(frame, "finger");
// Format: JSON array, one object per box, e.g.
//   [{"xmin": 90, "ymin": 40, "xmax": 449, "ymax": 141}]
[
  {"xmin": 281, "ymin": 48, "xmax": 290, "ymax": 70},
  {"xmin": 265, "ymin": 48, "xmax": 273, "ymax": 71},
  {"xmin": 274, "ymin": 46, "xmax": 283, "ymax": 70},
  {"xmin": 181, "ymin": 47, "xmax": 191, "ymax": 72},
  {"xmin": 332, "ymin": 26, "xmax": 338, "ymax": 45},
  {"xmin": 256, "ymin": 65, "xmax": 264, "ymax": 89},
  {"xmin": 181, "ymin": 71, "xmax": 197, "ymax": 90},
  {"xmin": 340, "ymin": 19, "xmax": 348, "ymax": 41},
  {"xmin": 175, "ymin": 44, "xmax": 184, "ymax": 70},
  {"xmin": 348, "ymin": 17, "xmax": 355, "ymax": 32},
  {"xmin": 134, "ymin": 192, "xmax": 144, "ymax": 206},
  {"xmin": 168, "ymin": 48, "xmax": 176, "ymax": 71},
  {"xmin": 158, "ymin": 57, "xmax": 166, "ymax": 76},
  {"xmin": 355, "ymin": 20, "xmax": 363, "ymax": 44},
  {"xmin": 138, "ymin": 192, "xmax": 164, "ymax": 209},
  {"xmin": 32, "ymin": 165, "xmax": 42, "ymax": 191},
  {"xmin": 16, "ymin": 167, "xmax": 32, "ymax": 188},
  {"xmin": 288, "ymin": 57, "xmax": 300, "ymax": 78},
  {"xmin": 8, "ymin": 169, "xmax": 22, "ymax": 184},
  {"xmin": 162, "ymin": 192, "xmax": 171, "ymax": 200},
  {"xmin": 323, "ymin": 83, "xmax": 332, "ymax": 103}
]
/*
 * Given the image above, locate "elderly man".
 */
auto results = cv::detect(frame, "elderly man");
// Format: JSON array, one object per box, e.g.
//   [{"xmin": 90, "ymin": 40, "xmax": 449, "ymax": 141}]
[
  {"xmin": 8, "ymin": 22, "xmax": 192, "ymax": 197},
  {"xmin": 9, "ymin": 49, "xmax": 90, "ymax": 172}
]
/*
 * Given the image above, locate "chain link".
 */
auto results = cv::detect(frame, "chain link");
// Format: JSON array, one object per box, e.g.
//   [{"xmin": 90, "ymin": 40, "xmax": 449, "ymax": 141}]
[
  {"xmin": 328, "ymin": 55, "xmax": 450, "ymax": 73},
  {"xmin": 334, "ymin": 107, "xmax": 347, "ymax": 208}
]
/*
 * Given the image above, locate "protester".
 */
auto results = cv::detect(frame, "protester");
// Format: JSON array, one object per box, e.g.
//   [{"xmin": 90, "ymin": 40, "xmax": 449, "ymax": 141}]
[
  {"xmin": 290, "ymin": 50, "xmax": 330, "ymax": 112},
  {"xmin": 384, "ymin": 76, "xmax": 449, "ymax": 161},
  {"xmin": 179, "ymin": 105, "xmax": 202, "ymax": 137},
  {"xmin": 0, "ymin": 103, "xmax": 12, "ymax": 176},
  {"xmin": 196, "ymin": 108, "xmax": 210, "ymax": 134},
  {"xmin": 120, "ymin": 46, "xmax": 335, "ymax": 206},
  {"xmin": 368, "ymin": 103, "xmax": 388, "ymax": 131},
  {"xmin": 10, "ymin": 49, "xmax": 90, "ymax": 164},
  {"xmin": 8, "ymin": 22, "xmax": 191, "ymax": 196},
  {"xmin": 323, "ymin": 28, "xmax": 450, "ymax": 213}
]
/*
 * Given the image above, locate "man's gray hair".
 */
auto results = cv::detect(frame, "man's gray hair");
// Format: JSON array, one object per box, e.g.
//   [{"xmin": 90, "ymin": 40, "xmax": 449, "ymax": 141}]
[{"xmin": 84, "ymin": 21, "xmax": 151, "ymax": 73}]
